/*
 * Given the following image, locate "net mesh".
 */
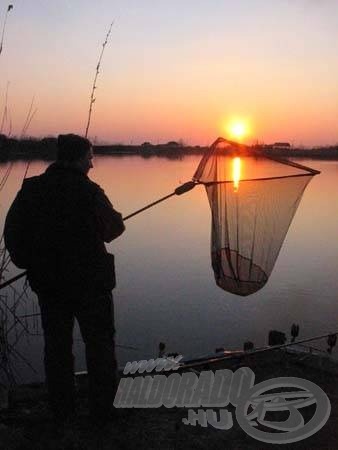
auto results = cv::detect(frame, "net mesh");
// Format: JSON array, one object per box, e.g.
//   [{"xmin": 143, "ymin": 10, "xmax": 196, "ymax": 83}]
[{"xmin": 193, "ymin": 138, "xmax": 318, "ymax": 296}]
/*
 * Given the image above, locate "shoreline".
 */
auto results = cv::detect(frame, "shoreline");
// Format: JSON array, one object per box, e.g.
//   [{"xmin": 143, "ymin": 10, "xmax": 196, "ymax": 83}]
[
  {"xmin": 1, "ymin": 136, "xmax": 338, "ymax": 161},
  {"xmin": 1, "ymin": 145, "xmax": 338, "ymax": 162},
  {"xmin": 1, "ymin": 349, "xmax": 337, "ymax": 449}
]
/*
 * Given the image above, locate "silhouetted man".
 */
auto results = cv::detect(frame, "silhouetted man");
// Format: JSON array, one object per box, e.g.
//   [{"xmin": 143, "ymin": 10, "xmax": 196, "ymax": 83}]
[{"xmin": 5, "ymin": 134, "xmax": 125, "ymax": 424}]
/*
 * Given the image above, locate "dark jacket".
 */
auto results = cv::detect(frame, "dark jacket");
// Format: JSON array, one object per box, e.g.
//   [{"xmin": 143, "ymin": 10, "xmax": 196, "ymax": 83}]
[{"xmin": 5, "ymin": 162, "xmax": 125, "ymax": 294}]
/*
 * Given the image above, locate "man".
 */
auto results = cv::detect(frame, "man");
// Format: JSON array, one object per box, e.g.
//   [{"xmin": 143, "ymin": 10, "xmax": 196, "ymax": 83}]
[{"xmin": 4, "ymin": 134, "xmax": 125, "ymax": 424}]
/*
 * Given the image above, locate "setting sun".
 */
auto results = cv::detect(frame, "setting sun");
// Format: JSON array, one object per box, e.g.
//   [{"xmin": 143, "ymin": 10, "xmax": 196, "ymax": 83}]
[{"xmin": 227, "ymin": 121, "xmax": 248, "ymax": 141}]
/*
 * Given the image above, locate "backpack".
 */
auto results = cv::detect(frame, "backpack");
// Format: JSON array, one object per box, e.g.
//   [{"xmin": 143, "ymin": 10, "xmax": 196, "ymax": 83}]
[{"xmin": 4, "ymin": 177, "xmax": 41, "ymax": 269}]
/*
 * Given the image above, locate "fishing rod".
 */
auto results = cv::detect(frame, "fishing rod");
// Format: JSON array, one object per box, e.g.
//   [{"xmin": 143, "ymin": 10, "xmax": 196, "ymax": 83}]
[
  {"xmin": 0, "ymin": 180, "xmax": 198, "ymax": 290},
  {"xmin": 179, "ymin": 331, "xmax": 338, "ymax": 371},
  {"xmin": 72, "ymin": 331, "xmax": 338, "ymax": 377}
]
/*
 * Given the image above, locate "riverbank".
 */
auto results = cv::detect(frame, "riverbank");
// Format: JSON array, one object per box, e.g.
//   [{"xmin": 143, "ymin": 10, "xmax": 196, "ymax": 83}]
[
  {"xmin": 0, "ymin": 349, "xmax": 337, "ymax": 449},
  {"xmin": 1, "ymin": 135, "xmax": 338, "ymax": 161}
]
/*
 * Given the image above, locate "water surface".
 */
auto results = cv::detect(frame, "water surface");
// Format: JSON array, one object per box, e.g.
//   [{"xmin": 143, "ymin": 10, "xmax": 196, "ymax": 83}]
[{"xmin": 0, "ymin": 155, "xmax": 337, "ymax": 382}]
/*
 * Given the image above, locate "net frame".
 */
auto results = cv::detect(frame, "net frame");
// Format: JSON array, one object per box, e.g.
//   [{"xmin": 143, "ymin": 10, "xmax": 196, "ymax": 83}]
[{"xmin": 193, "ymin": 137, "xmax": 320, "ymax": 184}]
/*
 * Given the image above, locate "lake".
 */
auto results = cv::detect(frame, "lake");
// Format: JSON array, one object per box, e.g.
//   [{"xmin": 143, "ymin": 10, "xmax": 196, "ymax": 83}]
[{"xmin": 0, "ymin": 155, "xmax": 337, "ymax": 383}]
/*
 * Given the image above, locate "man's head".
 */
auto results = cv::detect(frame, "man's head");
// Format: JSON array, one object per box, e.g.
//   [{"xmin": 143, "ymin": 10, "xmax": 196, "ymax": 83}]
[{"xmin": 57, "ymin": 134, "xmax": 93, "ymax": 174}]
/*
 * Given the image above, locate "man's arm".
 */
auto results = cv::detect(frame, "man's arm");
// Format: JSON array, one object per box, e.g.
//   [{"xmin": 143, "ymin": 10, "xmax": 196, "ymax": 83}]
[{"xmin": 94, "ymin": 187, "xmax": 125, "ymax": 242}]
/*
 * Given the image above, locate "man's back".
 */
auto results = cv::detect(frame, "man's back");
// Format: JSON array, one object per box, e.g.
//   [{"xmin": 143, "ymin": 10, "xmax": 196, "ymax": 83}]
[{"xmin": 7, "ymin": 162, "xmax": 123, "ymax": 295}]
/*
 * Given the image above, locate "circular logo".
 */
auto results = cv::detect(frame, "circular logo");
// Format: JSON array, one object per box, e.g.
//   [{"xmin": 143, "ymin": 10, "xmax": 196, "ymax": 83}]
[{"xmin": 235, "ymin": 377, "xmax": 331, "ymax": 444}]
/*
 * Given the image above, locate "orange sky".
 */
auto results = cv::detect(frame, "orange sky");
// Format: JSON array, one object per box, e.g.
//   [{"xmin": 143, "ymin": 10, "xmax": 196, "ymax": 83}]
[{"xmin": 1, "ymin": 1, "xmax": 337, "ymax": 146}]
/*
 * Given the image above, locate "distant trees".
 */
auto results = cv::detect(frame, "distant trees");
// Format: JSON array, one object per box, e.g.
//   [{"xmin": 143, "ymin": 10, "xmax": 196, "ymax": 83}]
[
  {"xmin": 0, "ymin": 135, "xmax": 337, "ymax": 160},
  {"xmin": 0, "ymin": 135, "xmax": 57, "ymax": 160}
]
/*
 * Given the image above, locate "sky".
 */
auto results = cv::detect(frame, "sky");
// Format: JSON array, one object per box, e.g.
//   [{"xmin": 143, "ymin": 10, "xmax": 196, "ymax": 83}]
[{"xmin": 0, "ymin": 0, "xmax": 337, "ymax": 146}]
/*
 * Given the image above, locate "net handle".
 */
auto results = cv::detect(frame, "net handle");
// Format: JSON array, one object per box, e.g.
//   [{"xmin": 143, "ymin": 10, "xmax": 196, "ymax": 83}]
[{"xmin": 0, "ymin": 181, "xmax": 199, "ymax": 290}]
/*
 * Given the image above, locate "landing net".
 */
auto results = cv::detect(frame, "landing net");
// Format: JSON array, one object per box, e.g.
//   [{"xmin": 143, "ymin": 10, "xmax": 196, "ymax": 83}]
[{"xmin": 193, "ymin": 138, "xmax": 319, "ymax": 296}]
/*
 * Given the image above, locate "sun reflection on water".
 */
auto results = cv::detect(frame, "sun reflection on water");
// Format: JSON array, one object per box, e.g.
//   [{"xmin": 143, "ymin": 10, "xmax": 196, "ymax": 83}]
[{"xmin": 232, "ymin": 156, "xmax": 241, "ymax": 192}]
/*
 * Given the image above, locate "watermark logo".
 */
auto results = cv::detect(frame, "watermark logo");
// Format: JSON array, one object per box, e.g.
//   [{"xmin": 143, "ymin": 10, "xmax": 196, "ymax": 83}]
[
  {"xmin": 123, "ymin": 355, "xmax": 183, "ymax": 375},
  {"xmin": 115, "ymin": 358, "xmax": 331, "ymax": 444},
  {"xmin": 236, "ymin": 376, "xmax": 331, "ymax": 444}
]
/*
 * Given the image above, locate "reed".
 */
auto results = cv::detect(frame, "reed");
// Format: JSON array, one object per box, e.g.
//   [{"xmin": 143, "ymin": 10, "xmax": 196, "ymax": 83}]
[
  {"xmin": 20, "ymin": 95, "xmax": 37, "ymax": 138},
  {"xmin": 0, "ymin": 4, "xmax": 13, "ymax": 56},
  {"xmin": 84, "ymin": 21, "xmax": 114, "ymax": 138},
  {"xmin": 0, "ymin": 81, "xmax": 10, "ymax": 134}
]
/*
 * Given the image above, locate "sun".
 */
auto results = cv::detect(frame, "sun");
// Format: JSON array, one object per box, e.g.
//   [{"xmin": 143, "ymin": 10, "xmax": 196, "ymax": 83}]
[
  {"xmin": 221, "ymin": 117, "xmax": 251, "ymax": 141},
  {"xmin": 225, "ymin": 119, "xmax": 249, "ymax": 141},
  {"xmin": 230, "ymin": 122, "xmax": 246, "ymax": 139}
]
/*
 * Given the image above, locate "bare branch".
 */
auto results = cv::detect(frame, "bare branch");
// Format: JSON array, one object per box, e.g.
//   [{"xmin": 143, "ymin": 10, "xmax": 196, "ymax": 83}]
[
  {"xmin": 0, "ymin": 4, "xmax": 13, "ymax": 56},
  {"xmin": 85, "ymin": 21, "xmax": 114, "ymax": 138}
]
